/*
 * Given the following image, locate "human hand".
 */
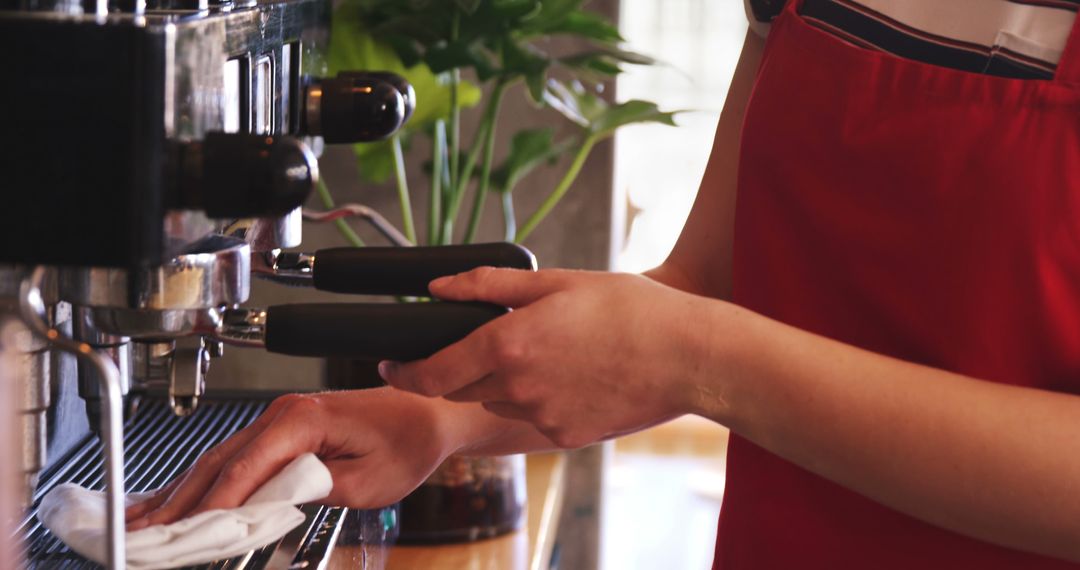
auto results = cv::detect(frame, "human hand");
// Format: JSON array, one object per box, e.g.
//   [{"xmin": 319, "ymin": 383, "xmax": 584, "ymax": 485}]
[
  {"xmin": 380, "ymin": 268, "xmax": 717, "ymax": 449},
  {"xmin": 125, "ymin": 388, "xmax": 456, "ymax": 530}
]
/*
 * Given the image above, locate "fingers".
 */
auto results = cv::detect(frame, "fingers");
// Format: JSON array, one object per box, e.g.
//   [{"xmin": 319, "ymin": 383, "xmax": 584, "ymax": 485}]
[
  {"xmin": 380, "ymin": 325, "xmax": 497, "ymax": 397},
  {"xmin": 124, "ymin": 480, "xmax": 176, "ymax": 525},
  {"xmin": 429, "ymin": 267, "xmax": 570, "ymax": 308},
  {"xmin": 184, "ymin": 401, "xmax": 323, "ymax": 516},
  {"xmin": 393, "ymin": 267, "xmax": 581, "ymax": 398},
  {"xmin": 127, "ymin": 394, "xmax": 311, "ymax": 529},
  {"xmin": 126, "ymin": 423, "xmax": 269, "ymax": 529}
]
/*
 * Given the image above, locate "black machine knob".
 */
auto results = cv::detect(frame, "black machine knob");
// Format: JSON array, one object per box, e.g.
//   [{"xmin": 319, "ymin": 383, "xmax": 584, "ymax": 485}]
[
  {"xmin": 337, "ymin": 71, "xmax": 416, "ymax": 123},
  {"xmin": 302, "ymin": 72, "xmax": 409, "ymax": 143},
  {"xmin": 167, "ymin": 133, "xmax": 318, "ymax": 218}
]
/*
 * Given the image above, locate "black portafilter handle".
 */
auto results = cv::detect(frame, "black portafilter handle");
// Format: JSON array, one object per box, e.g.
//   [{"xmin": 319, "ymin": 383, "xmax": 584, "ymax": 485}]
[
  {"xmin": 303, "ymin": 72, "xmax": 407, "ymax": 143},
  {"xmin": 264, "ymin": 302, "xmax": 507, "ymax": 361},
  {"xmin": 312, "ymin": 242, "xmax": 538, "ymax": 297},
  {"xmin": 167, "ymin": 132, "xmax": 317, "ymax": 218}
]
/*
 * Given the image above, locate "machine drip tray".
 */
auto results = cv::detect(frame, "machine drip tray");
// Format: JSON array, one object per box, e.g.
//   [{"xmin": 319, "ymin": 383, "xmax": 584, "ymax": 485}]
[{"xmin": 16, "ymin": 397, "xmax": 348, "ymax": 569}]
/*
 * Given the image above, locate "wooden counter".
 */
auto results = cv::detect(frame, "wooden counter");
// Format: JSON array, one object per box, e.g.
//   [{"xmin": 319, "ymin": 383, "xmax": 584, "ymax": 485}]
[{"xmin": 330, "ymin": 453, "xmax": 568, "ymax": 570}]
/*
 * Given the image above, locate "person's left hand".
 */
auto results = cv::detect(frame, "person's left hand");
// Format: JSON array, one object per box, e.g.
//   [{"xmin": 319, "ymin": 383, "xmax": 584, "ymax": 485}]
[{"xmin": 379, "ymin": 268, "xmax": 721, "ymax": 448}]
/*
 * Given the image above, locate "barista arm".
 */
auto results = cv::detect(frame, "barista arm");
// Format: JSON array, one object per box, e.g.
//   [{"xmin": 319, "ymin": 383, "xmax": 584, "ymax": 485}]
[
  {"xmin": 644, "ymin": 29, "xmax": 765, "ymax": 299},
  {"xmin": 124, "ymin": 389, "xmax": 555, "ymax": 529}
]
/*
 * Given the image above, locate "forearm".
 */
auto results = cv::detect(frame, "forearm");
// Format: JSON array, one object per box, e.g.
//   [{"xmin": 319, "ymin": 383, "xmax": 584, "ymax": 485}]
[
  {"xmin": 691, "ymin": 302, "xmax": 1080, "ymax": 561},
  {"xmin": 430, "ymin": 396, "xmax": 557, "ymax": 456}
]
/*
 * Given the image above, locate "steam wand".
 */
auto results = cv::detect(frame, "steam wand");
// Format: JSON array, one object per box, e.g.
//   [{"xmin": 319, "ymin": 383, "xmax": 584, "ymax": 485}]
[{"xmin": 19, "ymin": 267, "xmax": 126, "ymax": 570}]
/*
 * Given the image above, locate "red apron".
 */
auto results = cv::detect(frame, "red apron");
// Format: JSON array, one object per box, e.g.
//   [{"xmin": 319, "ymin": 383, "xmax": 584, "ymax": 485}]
[{"xmin": 719, "ymin": 0, "xmax": 1080, "ymax": 567}]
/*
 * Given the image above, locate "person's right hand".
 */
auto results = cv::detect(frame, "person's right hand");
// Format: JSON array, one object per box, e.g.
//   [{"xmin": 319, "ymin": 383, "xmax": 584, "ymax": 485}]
[{"xmin": 125, "ymin": 387, "xmax": 455, "ymax": 530}]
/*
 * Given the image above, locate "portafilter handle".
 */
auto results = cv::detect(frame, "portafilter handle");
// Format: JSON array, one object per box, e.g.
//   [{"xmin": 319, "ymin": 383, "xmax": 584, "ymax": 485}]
[
  {"xmin": 216, "ymin": 302, "xmax": 507, "ymax": 362},
  {"xmin": 256, "ymin": 242, "xmax": 538, "ymax": 297}
]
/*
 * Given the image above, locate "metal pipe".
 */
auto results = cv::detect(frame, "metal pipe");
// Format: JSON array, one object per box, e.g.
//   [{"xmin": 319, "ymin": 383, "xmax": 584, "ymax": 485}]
[
  {"xmin": 302, "ymin": 204, "xmax": 413, "ymax": 247},
  {"xmin": 17, "ymin": 342, "xmax": 48, "ymax": 508},
  {"xmin": 19, "ymin": 267, "xmax": 126, "ymax": 570}
]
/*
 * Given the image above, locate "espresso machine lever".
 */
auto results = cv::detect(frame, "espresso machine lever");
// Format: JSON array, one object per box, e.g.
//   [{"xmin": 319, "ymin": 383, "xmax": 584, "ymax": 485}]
[
  {"xmin": 217, "ymin": 302, "xmax": 508, "ymax": 361},
  {"xmin": 254, "ymin": 242, "xmax": 538, "ymax": 297}
]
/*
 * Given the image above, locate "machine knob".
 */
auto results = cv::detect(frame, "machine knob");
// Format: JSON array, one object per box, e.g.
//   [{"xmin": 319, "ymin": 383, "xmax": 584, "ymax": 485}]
[
  {"xmin": 303, "ymin": 73, "xmax": 406, "ymax": 143},
  {"xmin": 337, "ymin": 71, "xmax": 416, "ymax": 123},
  {"xmin": 168, "ymin": 133, "xmax": 318, "ymax": 218}
]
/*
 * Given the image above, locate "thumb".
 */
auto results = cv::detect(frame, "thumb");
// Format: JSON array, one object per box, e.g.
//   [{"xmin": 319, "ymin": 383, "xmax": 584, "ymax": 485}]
[{"xmin": 429, "ymin": 267, "xmax": 566, "ymax": 308}]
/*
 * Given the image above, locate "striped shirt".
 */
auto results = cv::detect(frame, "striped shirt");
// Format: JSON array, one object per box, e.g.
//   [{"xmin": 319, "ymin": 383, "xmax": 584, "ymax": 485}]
[{"xmin": 746, "ymin": 0, "xmax": 1079, "ymax": 79}]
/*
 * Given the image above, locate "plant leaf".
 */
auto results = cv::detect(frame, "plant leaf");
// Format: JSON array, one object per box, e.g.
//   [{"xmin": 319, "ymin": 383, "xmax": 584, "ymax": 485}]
[
  {"xmin": 588, "ymin": 100, "xmax": 679, "ymax": 137},
  {"xmin": 542, "ymin": 79, "xmax": 602, "ymax": 126},
  {"xmin": 490, "ymin": 0, "xmax": 542, "ymax": 20},
  {"xmin": 564, "ymin": 53, "xmax": 622, "ymax": 77},
  {"xmin": 424, "ymin": 40, "xmax": 498, "ymax": 77},
  {"xmin": 543, "ymin": 79, "xmax": 679, "ymax": 137},
  {"xmin": 458, "ymin": 0, "xmax": 542, "ymax": 40},
  {"xmin": 560, "ymin": 45, "xmax": 657, "ymax": 67},
  {"xmin": 491, "ymin": 128, "xmax": 576, "ymax": 193},
  {"xmin": 518, "ymin": 0, "xmax": 585, "ymax": 34},
  {"xmin": 454, "ymin": 0, "xmax": 481, "ymax": 13},
  {"xmin": 500, "ymin": 37, "xmax": 551, "ymax": 100},
  {"xmin": 528, "ymin": 10, "xmax": 622, "ymax": 42},
  {"xmin": 351, "ymin": 138, "xmax": 398, "ymax": 184}
]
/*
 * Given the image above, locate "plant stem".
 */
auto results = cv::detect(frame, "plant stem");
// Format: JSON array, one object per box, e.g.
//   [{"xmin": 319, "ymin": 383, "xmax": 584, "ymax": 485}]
[
  {"xmin": 515, "ymin": 135, "xmax": 597, "ymax": 244},
  {"xmin": 463, "ymin": 80, "xmax": 509, "ymax": 244},
  {"xmin": 391, "ymin": 135, "xmax": 417, "ymax": 245},
  {"xmin": 449, "ymin": 10, "xmax": 462, "ymax": 197},
  {"xmin": 316, "ymin": 178, "xmax": 365, "ymax": 247},
  {"xmin": 501, "ymin": 191, "xmax": 516, "ymax": 242},
  {"xmin": 428, "ymin": 120, "xmax": 446, "ymax": 245},
  {"xmin": 444, "ymin": 78, "xmax": 507, "ymax": 244},
  {"xmin": 442, "ymin": 119, "xmax": 489, "ymax": 243}
]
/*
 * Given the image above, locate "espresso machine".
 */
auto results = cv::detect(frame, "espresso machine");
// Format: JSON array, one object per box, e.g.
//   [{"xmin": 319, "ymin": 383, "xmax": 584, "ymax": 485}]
[{"xmin": 0, "ymin": 0, "xmax": 537, "ymax": 566}]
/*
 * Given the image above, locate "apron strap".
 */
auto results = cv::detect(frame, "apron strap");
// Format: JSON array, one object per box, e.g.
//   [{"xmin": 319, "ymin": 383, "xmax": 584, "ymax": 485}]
[{"xmin": 1054, "ymin": 8, "xmax": 1080, "ymax": 84}]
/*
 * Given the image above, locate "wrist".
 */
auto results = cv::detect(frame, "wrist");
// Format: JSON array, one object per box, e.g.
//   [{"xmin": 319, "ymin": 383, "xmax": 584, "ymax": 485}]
[
  {"xmin": 425, "ymin": 395, "xmax": 503, "ymax": 456},
  {"xmin": 679, "ymin": 299, "xmax": 761, "ymax": 426}
]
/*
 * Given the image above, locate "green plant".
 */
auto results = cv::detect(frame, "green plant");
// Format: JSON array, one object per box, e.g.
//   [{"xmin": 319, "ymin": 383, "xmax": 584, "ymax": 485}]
[{"xmin": 325, "ymin": 0, "xmax": 677, "ymax": 246}]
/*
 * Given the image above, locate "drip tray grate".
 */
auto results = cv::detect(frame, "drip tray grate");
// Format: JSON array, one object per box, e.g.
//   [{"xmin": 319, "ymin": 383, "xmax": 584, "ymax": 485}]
[{"xmin": 17, "ymin": 397, "xmax": 338, "ymax": 569}]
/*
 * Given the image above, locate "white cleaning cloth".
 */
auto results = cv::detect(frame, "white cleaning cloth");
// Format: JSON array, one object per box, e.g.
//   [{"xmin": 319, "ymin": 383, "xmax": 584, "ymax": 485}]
[{"xmin": 39, "ymin": 453, "xmax": 333, "ymax": 570}]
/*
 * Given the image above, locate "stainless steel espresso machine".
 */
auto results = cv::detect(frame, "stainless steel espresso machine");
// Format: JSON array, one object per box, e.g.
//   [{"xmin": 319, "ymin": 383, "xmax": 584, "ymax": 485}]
[{"xmin": 0, "ymin": 0, "xmax": 537, "ymax": 567}]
